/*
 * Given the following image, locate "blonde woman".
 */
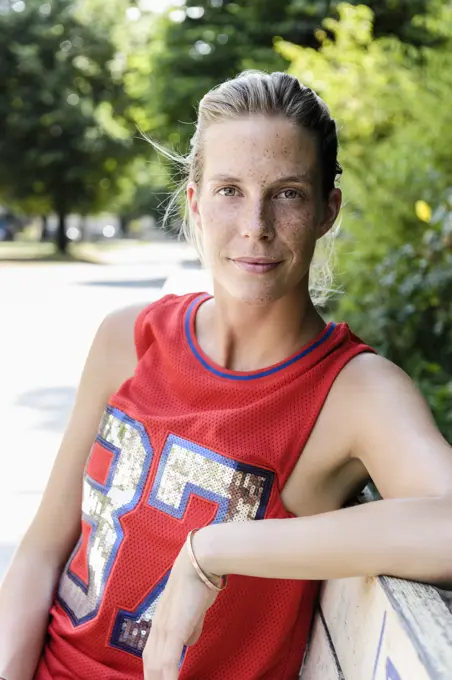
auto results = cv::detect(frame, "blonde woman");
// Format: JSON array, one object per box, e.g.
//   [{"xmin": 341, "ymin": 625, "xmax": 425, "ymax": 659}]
[{"xmin": 1, "ymin": 71, "xmax": 451, "ymax": 680}]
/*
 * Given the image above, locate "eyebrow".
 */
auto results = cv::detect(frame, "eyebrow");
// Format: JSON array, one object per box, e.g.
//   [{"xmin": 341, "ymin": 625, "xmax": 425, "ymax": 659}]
[{"xmin": 207, "ymin": 173, "xmax": 314, "ymax": 185}]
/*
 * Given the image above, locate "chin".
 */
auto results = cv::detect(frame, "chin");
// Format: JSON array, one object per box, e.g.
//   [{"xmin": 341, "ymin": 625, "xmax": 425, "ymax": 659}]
[{"xmin": 219, "ymin": 279, "xmax": 286, "ymax": 306}]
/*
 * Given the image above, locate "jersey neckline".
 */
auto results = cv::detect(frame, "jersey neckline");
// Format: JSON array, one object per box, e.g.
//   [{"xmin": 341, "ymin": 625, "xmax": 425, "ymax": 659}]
[{"xmin": 184, "ymin": 293, "xmax": 337, "ymax": 381}]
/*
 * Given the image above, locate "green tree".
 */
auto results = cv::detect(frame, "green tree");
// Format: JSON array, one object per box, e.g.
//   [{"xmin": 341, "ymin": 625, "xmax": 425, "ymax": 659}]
[
  {"xmin": 73, "ymin": 0, "xmax": 175, "ymax": 230},
  {"xmin": 343, "ymin": 208, "xmax": 452, "ymax": 441},
  {"xmin": 279, "ymin": 2, "xmax": 452, "ymax": 438},
  {"xmin": 142, "ymin": 0, "xmax": 430, "ymax": 151},
  {"xmin": 0, "ymin": 0, "xmax": 135, "ymax": 251},
  {"xmin": 108, "ymin": 155, "xmax": 172, "ymax": 231},
  {"xmin": 277, "ymin": 1, "xmax": 452, "ymax": 266}
]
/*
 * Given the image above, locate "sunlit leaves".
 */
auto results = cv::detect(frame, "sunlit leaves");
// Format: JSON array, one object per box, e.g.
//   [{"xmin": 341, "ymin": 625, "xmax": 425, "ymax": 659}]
[{"xmin": 0, "ymin": 0, "xmax": 137, "ymax": 246}]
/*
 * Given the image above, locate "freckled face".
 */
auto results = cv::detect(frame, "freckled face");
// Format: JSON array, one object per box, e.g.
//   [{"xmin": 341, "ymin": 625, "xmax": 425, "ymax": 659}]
[{"xmin": 188, "ymin": 115, "xmax": 338, "ymax": 305}]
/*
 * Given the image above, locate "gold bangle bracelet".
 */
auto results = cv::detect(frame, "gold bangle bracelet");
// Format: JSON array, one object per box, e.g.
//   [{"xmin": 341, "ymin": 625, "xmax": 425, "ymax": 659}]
[{"xmin": 186, "ymin": 529, "xmax": 228, "ymax": 592}]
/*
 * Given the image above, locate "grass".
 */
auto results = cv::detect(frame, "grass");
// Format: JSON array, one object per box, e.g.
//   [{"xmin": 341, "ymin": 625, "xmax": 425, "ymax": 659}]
[{"xmin": 0, "ymin": 239, "xmax": 150, "ymax": 265}]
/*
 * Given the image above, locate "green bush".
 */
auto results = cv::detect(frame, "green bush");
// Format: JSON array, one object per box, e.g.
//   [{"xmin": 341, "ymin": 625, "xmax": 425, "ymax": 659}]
[
  {"xmin": 280, "ymin": 3, "xmax": 452, "ymax": 440},
  {"xmin": 341, "ymin": 205, "xmax": 452, "ymax": 442}
]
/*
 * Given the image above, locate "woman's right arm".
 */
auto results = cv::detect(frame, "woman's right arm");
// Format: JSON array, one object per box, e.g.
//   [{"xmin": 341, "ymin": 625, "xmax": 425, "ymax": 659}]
[{"xmin": 0, "ymin": 305, "xmax": 141, "ymax": 680}]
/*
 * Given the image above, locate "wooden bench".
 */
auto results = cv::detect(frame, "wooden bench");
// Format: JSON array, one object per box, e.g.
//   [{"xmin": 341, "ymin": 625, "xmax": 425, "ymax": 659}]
[{"xmin": 300, "ymin": 489, "xmax": 452, "ymax": 680}]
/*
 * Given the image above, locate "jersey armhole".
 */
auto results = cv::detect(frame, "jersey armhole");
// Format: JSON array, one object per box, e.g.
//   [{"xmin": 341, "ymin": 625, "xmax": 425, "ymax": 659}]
[
  {"xmin": 133, "ymin": 294, "xmax": 184, "ymax": 361},
  {"xmin": 134, "ymin": 303, "xmax": 154, "ymax": 361}
]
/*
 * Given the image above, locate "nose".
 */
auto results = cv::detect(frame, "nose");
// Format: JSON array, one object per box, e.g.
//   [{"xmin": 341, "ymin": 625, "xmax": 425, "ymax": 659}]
[{"xmin": 240, "ymin": 199, "xmax": 275, "ymax": 241}]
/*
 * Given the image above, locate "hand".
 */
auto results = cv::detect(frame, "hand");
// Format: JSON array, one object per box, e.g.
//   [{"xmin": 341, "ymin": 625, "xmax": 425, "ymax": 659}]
[{"xmin": 142, "ymin": 535, "xmax": 220, "ymax": 680}]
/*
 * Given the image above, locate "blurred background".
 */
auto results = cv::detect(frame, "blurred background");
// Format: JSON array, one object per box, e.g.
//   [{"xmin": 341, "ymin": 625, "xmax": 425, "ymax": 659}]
[{"xmin": 0, "ymin": 0, "xmax": 451, "ymax": 575}]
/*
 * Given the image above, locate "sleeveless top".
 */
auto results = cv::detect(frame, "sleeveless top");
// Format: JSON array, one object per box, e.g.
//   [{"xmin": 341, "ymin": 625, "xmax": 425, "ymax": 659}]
[{"xmin": 35, "ymin": 292, "xmax": 374, "ymax": 680}]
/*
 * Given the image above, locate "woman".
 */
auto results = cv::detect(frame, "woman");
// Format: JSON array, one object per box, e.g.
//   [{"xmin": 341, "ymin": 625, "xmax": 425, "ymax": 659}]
[{"xmin": 0, "ymin": 70, "xmax": 451, "ymax": 680}]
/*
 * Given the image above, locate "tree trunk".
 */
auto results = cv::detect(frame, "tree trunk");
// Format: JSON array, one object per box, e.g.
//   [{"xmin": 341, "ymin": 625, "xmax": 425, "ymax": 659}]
[
  {"xmin": 78, "ymin": 217, "xmax": 87, "ymax": 242},
  {"xmin": 119, "ymin": 215, "xmax": 129, "ymax": 237},
  {"xmin": 56, "ymin": 212, "xmax": 68, "ymax": 253},
  {"xmin": 40, "ymin": 215, "xmax": 50, "ymax": 242}
]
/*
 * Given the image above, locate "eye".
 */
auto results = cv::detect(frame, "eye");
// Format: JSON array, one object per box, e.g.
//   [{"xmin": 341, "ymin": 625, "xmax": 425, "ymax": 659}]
[
  {"xmin": 217, "ymin": 186, "xmax": 240, "ymax": 197},
  {"xmin": 275, "ymin": 188, "xmax": 303, "ymax": 200}
]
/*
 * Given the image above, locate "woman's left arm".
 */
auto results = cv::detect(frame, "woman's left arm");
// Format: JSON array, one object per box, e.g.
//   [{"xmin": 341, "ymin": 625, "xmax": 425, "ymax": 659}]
[
  {"xmin": 196, "ymin": 354, "xmax": 452, "ymax": 586},
  {"xmin": 195, "ymin": 492, "xmax": 452, "ymax": 585},
  {"xmin": 144, "ymin": 355, "xmax": 452, "ymax": 678}
]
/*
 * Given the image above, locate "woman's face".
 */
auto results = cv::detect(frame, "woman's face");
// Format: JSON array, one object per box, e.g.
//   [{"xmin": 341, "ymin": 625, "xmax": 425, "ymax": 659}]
[{"xmin": 187, "ymin": 114, "xmax": 341, "ymax": 305}]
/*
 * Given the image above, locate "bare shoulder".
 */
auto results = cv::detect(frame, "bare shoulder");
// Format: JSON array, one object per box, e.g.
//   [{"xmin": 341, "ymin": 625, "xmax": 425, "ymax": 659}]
[
  {"xmin": 335, "ymin": 352, "xmax": 434, "ymax": 425},
  {"xmin": 339, "ymin": 352, "xmax": 410, "ymax": 381},
  {"xmin": 333, "ymin": 352, "xmax": 452, "ymax": 498},
  {"xmin": 336, "ymin": 351, "xmax": 415, "ymax": 389},
  {"xmin": 101, "ymin": 302, "xmax": 148, "ymax": 348},
  {"xmin": 98, "ymin": 302, "xmax": 150, "ymax": 389}
]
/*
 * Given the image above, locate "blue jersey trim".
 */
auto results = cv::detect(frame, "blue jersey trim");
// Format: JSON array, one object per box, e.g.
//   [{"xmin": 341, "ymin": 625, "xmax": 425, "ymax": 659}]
[{"xmin": 185, "ymin": 294, "xmax": 336, "ymax": 380}]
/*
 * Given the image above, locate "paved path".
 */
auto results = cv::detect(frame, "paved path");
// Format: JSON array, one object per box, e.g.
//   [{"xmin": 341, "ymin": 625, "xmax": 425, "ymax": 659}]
[{"xmin": 0, "ymin": 242, "xmax": 210, "ymax": 578}]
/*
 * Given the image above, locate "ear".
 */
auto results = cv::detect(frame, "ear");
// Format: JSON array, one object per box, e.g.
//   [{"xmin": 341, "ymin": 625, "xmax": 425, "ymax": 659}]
[
  {"xmin": 187, "ymin": 182, "xmax": 202, "ymax": 230},
  {"xmin": 317, "ymin": 187, "xmax": 342, "ymax": 239}
]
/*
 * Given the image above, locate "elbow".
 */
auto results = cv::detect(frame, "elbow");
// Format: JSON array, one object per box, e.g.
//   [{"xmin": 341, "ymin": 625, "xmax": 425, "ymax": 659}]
[
  {"xmin": 398, "ymin": 494, "xmax": 452, "ymax": 587},
  {"xmin": 428, "ymin": 494, "xmax": 452, "ymax": 586}
]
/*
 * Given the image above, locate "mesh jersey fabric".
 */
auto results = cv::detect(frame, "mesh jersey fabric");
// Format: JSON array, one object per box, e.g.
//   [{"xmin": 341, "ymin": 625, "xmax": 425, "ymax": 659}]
[{"xmin": 35, "ymin": 292, "xmax": 375, "ymax": 680}]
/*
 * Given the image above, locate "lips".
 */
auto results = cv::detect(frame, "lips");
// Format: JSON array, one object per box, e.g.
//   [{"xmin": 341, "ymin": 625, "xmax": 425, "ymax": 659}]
[
  {"xmin": 231, "ymin": 257, "xmax": 282, "ymax": 274},
  {"xmin": 233, "ymin": 257, "xmax": 282, "ymax": 264}
]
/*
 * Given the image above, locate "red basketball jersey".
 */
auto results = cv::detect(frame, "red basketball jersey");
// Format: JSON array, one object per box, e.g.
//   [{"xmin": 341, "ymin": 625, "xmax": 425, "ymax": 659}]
[{"xmin": 35, "ymin": 292, "xmax": 374, "ymax": 680}]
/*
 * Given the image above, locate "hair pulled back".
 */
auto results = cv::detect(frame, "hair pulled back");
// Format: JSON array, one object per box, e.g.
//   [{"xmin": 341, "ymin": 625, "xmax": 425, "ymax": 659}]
[{"xmin": 151, "ymin": 70, "xmax": 342, "ymax": 306}]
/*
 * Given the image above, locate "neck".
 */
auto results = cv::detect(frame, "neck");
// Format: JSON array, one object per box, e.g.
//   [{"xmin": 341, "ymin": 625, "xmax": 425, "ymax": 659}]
[{"xmin": 195, "ymin": 281, "xmax": 325, "ymax": 372}]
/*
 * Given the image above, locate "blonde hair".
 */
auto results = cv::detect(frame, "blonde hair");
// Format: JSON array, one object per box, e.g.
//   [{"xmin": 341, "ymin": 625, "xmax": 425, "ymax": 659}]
[{"xmin": 148, "ymin": 70, "xmax": 342, "ymax": 307}]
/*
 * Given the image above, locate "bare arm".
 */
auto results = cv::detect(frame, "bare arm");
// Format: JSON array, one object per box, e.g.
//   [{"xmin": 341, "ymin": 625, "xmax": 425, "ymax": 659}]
[
  {"xmin": 194, "ymin": 354, "xmax": 452, "ymax": 585},
  {"xmin": 0, "ymin": 305, "xmax": 141, "ymax": 680},
  {"xmin": 195, "ymin": 494, "xmax": 452, "ymax": 583}
]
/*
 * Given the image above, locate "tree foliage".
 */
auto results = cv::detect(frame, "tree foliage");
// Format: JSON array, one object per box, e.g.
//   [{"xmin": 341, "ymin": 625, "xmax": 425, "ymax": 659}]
[
  {"xmin": 343, "ymin": 207, "xmax": 452, "ymax": 440},
  {"xmin": 0, "ymin": 0, "xmax": 437, "ymax": 238},
  {"xmin": 280, "ymin": 2, "xmax": 452, "ymax": 439},
  {"xmin": 0, "ymin": 0, "xmax": 135, "ymax": 249},
  {"xmin": 143, "ymin": 0, "xmax": 430, "ymax": 150}
]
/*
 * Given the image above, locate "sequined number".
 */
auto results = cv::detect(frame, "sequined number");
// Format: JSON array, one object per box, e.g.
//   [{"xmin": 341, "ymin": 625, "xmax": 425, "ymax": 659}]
[
  {"xmin": 57, "ymin": 409, "xmax": 154, "ymax": 626},
  {"xmin": 57, "ymin": 407, "xmax": 274, "ymax": 658}
]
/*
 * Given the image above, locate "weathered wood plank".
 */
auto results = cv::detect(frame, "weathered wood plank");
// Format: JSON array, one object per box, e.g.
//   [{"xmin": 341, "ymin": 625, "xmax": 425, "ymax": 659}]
[
  {"xmin": 308, "ymin": 488, "xmax": 452, "ymax": 679},
  {"xmin": 320, "ymin": 576, "xmax": 437, "ymax": 680},
  {"xmin": 380, "ymin": 576, "xmax": 452, "ymax": 679},
  {"xmin": 299, "ymin": 605, "xmax": 344, "ymax": 680},
  {"xmin": 301, "ymin": 486, "xmax": 452, "ymax": 679}
]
